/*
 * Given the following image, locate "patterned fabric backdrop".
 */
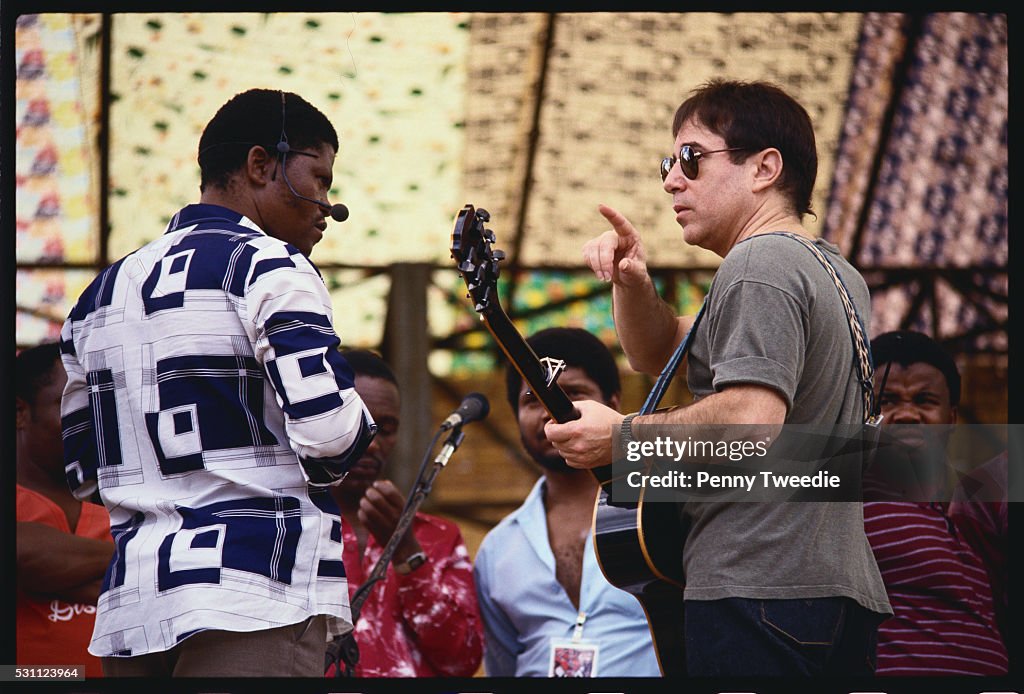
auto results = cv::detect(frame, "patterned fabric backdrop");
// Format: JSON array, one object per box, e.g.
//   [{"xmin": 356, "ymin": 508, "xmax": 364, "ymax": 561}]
[
  {"xmin": 14, "ymin": 12, "xmax": 1007, "ymax": 362},
  {"xmin": 14, "ymin": 14, "xmax": 97, "ymax": 265},
  {"xmin": 105, "ymin": 12, "xmax": 471, "ymax": 264},
  {"xmin": 464, "ymin": 13, "xmax": 864, "ymax": 269},
  {"xmin": 823, "ymin": 13, "xmax": 1007, "ymax": 351},
  {"xmin": 14, "ymin": 14, "xmax": 100, "ymax": 346}
]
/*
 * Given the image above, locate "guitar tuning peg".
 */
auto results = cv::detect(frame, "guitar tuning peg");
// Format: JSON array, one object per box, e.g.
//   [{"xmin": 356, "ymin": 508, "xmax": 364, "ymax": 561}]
[
  {"xmin": 484, "ymin": 230, "xmax": 496, "ymax": 243},
  {"xmin": 477, "ymin": 208, "xmax": 491, "ymax": 222},
  {"xmin": 493, "ymin": 250, "xmax": 506, "ymax": 261},
  {"xmin": 459, "ymin": 260, "xmax": 476, "ymax": 273}
]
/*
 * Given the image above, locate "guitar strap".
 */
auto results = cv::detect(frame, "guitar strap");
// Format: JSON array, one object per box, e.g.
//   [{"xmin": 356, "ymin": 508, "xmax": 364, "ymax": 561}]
[
  {"xmin": 639, "ymin": 299, "xmax": 708, "ymax": 416},
  {"xmin": 639, "ymin": 233, "xmax": 882, "ymax": 429},
  {"xmin": 765, "ymin": 232, "xmax": 881, "ymax": 426}
]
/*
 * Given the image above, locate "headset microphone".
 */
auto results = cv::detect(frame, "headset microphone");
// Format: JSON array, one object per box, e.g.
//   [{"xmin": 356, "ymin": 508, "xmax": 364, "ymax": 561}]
[
  {"xmin": 276, "ymin": 139, "xmax": 349, "ymax": 222},
  {"xmin": 327, "ymin": 203, "xmax": 350, "ymax": 223}
]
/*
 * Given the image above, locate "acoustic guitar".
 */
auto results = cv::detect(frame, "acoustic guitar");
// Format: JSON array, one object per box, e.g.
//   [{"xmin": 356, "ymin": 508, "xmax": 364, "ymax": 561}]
[{"xmin": 451, "ymin": 204, "xmax": 687, "ymax": 677}]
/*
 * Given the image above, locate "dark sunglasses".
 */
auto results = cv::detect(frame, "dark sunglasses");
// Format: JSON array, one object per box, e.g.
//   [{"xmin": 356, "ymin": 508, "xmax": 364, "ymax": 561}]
[{"xmin": 660, "ymin": 145, "xmax": 751, "ymax": 181}]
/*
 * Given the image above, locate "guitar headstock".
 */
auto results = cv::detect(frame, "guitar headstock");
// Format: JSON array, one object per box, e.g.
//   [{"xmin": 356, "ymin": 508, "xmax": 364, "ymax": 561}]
[
  {"xmin": 451, "ymin": 204, "xmax": 506, "ymax": 316},
  {"xmin": 450, "ymin": 203, "xmax": 582, "ymax": 426}
]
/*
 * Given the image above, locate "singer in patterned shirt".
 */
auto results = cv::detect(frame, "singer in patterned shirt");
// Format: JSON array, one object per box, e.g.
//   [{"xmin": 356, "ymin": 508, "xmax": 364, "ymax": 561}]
[{"xmin": 59, "ymin": 88, "xmax": 376, "ymax": 677}]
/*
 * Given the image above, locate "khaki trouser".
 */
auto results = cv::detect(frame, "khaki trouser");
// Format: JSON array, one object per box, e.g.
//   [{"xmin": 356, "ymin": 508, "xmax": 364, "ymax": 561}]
[{"xmin": 102, "ymin": 615, "xmax": 327, "ymax": 677}]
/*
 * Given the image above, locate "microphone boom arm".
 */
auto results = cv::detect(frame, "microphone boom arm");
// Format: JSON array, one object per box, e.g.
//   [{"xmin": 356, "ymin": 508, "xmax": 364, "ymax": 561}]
[{"xmin": 279, "ymin": 148, "xmax": 350, "ymax": 221}]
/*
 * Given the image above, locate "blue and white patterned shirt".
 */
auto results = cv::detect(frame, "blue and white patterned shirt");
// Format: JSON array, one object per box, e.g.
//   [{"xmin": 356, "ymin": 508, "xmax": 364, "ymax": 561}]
[{"xmin": 59, "ymin": 203, "xmax": 376, "ymax": 658}]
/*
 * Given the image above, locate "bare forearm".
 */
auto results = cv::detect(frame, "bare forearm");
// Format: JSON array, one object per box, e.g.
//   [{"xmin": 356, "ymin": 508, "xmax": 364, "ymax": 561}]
[
  {"xmin": 17, "ymin": 522, "xmax": 112, "ymax": 596},
  {"xmin": 635, "ymin": 385, "xmax": 787, "ymax": 427},
  {"xmin": 628, "ymin": 387, "xmax": 785, "ymax": 468},
  {"xmin": 613, "ymin": 279, "xmax": 693, "ymax": 376}
]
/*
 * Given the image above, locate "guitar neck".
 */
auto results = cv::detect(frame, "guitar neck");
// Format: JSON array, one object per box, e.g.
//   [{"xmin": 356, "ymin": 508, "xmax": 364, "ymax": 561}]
[
  {"xmin": 481, "ymin": 306, "xmax": 580, "ymax": 424},
  {"xmin": 485, "ymin": 312, "xmax": 613, "ymax": 485}
]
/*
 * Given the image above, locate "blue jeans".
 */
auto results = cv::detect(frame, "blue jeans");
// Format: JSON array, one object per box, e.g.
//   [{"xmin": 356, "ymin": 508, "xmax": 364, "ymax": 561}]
[{"xmin": 685, "ymin": 597, "xmax": 880, "ymax": 676}]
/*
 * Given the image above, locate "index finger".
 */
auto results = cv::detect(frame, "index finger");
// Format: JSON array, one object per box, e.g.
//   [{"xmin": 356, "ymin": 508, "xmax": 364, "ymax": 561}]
[
  {"xmin": 598, "ymin": 203, "xmax": 635, "ymax": 238},
  {"xmin": 588, "ymin": 205, "xmax": 635, "ymax": 281}
]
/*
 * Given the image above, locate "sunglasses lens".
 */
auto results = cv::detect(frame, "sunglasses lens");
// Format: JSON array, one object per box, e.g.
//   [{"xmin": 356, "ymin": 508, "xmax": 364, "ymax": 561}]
[
  {"xmin": 679, "ymin": 147, "xmax": 698, "ymax": 179},
  {"xmin": 660, "ymin": 157, "xmax": 673, "ymax": 181}
]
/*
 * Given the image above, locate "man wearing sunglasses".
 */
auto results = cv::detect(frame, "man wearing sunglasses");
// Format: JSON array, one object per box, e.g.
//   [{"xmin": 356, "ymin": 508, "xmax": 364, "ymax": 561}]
[{"xmin": 545, "ymin": 79, "xmax": 892, "ymax": 676}]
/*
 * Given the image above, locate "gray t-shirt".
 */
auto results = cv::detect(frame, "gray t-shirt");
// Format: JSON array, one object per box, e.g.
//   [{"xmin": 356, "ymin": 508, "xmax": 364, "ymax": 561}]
[{"xmin": 682, "ymin": 233, "xmax": 891, "ymax": 614}]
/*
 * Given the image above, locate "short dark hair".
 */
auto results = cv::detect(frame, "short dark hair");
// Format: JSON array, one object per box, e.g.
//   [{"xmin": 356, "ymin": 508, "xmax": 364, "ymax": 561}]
[
  {"xmin": 198, "ymin": 88, "xmax": 339, "ymax": 192},
  {"xmin": 505, "ymin": 328, "xmax": 620, "ymax": 414},
  {"xmin": 870, "ymin": 330, "xmax": 961, "ymax": 407},
  {"xmin": 340, "ymin": 349, "xmax": 399, "ymax": 388},
  {"xmin": 16, "ymin": 342, "xmax": 62, "ymax": 404},
  {"xmin": 672, "ymin": 79, "xmax": 817, "ymax": 218}
]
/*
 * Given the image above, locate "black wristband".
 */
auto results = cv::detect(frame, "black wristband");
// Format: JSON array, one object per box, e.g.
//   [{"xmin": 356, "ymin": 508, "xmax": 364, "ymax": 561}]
[{"xmin": 620, "ymin": 412, "xmax": 639, "ymax": 447}]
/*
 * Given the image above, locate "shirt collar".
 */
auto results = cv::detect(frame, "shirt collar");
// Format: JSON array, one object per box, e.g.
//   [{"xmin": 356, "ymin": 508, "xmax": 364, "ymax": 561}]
[
  {"xmin": 165, "ymin": 203, "xmax": 262, "ymax": 235},
  {"xmin": 510, "ymin": 477, "xmax": 557, "ymax": 570}
]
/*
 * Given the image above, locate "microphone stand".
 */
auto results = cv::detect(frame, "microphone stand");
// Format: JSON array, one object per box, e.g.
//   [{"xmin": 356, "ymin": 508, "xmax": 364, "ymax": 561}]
[{"xmin": 326, "ymin": 423, "xmax": 468, "ymax": 677}]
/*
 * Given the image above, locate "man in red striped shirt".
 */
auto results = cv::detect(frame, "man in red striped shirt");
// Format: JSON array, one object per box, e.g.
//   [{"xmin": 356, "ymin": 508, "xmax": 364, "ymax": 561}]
[{"xmin": 864, "ymin": 330, "xmax": 1007, "ymax": 676}]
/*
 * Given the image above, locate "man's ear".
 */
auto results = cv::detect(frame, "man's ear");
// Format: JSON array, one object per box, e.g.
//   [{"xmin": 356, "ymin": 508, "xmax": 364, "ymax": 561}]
[
  {"xmin": 750, "ymin": 147, "xmax": 783, "ymax": 193},
  {"xmin": 245, "ymin": 145, "xmax": 274, "ymax": 186}
]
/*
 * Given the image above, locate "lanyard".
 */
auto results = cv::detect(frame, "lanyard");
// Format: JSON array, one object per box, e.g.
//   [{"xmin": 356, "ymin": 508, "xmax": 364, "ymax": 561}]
[{"xmin": 572, "ymin": 611, "xmax": 587, "ymax": 642}]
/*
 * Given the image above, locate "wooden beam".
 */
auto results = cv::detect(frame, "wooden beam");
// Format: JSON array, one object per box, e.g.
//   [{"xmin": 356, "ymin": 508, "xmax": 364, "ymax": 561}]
[{"xmin": 381, "ymin": 263, "xmax": 433, "ymax": 495}]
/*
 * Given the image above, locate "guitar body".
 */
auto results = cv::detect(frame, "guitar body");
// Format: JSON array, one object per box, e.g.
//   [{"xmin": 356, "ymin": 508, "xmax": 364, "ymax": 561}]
[
  {"xmin": 592, "ymin": 485, "xmax": 688, "ymax": 677},
  {"xmin": 452, "ymin": 204, "xmax": 687, "ymax": 676}
]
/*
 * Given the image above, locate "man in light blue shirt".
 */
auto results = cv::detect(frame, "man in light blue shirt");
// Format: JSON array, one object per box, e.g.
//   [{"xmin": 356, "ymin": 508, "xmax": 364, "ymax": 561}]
[{"xmin": 473, "ymin": 328, "xmax": 660, "ymax": 677}]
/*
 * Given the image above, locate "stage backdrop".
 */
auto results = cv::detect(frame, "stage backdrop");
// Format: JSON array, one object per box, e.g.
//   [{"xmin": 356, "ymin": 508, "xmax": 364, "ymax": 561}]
[{"xmin": 13, "ymin": 9, "xmax": 1008, "ymax": 550}]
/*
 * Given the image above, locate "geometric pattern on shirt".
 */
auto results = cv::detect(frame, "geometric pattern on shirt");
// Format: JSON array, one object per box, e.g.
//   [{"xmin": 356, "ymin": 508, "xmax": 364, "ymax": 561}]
[
  {"xmin": 62, "ymin": 344, "xmax": 134, "ymax": 498},
  {"xmin": 103, "ymin": 510, "xmax": 146, "ymax": 595},
  {"xmin": 309, "ymin": 487, "xmax": 346, "ymax": 580},
  {"xmin": 157, "ymin": 496, "xmax": 302, "ymax": 591},
  {"xmin": 143, "ymin": 352, "xmax": 279, "ymax": 476},
  {"xmin": 263, "ymin": 311, "xmax": 346, "ymax": 417},
  {"xmin": 58, "ymin": 204, "xmax": 370, "ymax": 658}
]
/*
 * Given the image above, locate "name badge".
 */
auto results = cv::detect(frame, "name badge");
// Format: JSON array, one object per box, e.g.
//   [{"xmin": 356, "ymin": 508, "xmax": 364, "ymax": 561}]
[{"xmin": 548, "ymin": 638, "xmax": 600, "ymax": 677}]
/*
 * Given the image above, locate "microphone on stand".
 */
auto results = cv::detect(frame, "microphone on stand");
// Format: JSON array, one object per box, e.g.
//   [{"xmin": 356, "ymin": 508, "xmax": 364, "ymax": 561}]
[
  {"xmin": 440, "ymin": 392, "xmax": 490, "ymax": 430},
  {"xmin": 435, "ymin": 393, "xmax": 490, "ymax": 467},
  {"xmin": 328, "ymin": 391, "xmax": 490, "ymax": 676}
]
